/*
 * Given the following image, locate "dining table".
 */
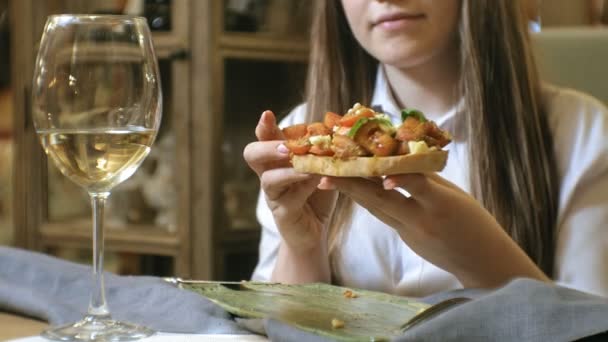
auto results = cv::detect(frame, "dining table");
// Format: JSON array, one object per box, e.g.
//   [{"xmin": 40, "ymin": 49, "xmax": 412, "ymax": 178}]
[{"xmin": 2, "ymin": 246, "xmax": 608, "ymax": 342}]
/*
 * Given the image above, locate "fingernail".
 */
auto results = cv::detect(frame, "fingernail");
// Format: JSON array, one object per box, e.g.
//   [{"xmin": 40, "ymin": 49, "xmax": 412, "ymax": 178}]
[
  {"xmin": 383, "ymin": 179, "xmax": 395, "ymax": 190},
  {"xmin": 318, "ymin": 177, "xmax": 336, "ymax": 190},
  {"xmin": 259, "ymin": 111, "xmax": 269, "ymax": 123},
  {"xmin": 262, "ymin": 110, "xmax": 274, "ymax": 122},
  {"xmin": 277, "ymin": 144, "xmax": 289, "ymax": 154}
]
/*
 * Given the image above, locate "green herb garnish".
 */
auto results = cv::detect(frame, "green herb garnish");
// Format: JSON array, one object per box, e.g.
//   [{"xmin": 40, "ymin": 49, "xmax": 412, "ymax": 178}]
[
  {"xmin": 347, "ymin": 117, "xmax": 369, "ymax": 138},
  {"xmin": 347, "ymin": 117, "xmax": 395, "ymax": 138},
  {"xmin": 401, "ymin": 109, "xmax": 427, "ymax": 123}
]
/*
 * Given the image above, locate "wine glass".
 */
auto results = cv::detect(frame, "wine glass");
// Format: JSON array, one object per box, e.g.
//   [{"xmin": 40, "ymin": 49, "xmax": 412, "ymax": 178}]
[{"xmin": 32, "ymin": 15, "xmax": 161, "ymax": 341}]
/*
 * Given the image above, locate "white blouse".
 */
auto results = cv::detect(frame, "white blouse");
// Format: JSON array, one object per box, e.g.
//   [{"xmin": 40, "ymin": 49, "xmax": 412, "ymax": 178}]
[{"xmin": 251, "ymin": 67, "xmax": 608, "ymax": 297}]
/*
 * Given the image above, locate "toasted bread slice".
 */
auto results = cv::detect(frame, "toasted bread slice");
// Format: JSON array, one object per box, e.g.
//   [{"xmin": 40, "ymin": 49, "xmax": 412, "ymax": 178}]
[{"xmin": 291, "ymin": 151, "xmax": 448, "ymax": 177}]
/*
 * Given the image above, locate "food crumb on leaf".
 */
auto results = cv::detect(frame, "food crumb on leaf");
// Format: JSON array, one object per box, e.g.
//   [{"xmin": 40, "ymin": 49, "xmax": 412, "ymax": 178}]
[{"xmin": 331, "ymin": 318, "xmax": 345, "ymax": 329}]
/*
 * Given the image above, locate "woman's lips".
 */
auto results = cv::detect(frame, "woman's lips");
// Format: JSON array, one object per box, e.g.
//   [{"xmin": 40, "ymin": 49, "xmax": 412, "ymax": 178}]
[{"xmin": 373, "ymin": 13, "xmax": 426, "ymax": 31}]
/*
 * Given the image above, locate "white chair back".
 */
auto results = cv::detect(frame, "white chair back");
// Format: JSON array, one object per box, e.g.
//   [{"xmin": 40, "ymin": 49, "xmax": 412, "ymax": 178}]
[{"xmin": 532, "ymin": 28, "xmax": 608, "ymax": 105}]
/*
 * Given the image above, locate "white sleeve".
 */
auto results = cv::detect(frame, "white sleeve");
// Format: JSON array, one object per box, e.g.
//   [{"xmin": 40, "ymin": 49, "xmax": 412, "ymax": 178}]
[
  {"xmin": 555, "ymin": 175, "xmax": 608, "ymax": 296},
  {"xmin": 250, "ymin": 104, "xmax": 307, "ymax": 281},
  {"xmin": 550, "ymin": 87, "xmax": 608, "ymax": 296}
]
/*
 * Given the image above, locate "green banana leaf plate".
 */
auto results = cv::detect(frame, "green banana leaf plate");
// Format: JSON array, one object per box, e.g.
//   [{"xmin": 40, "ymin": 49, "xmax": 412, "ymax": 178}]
[{"xmin": 176, "ymin": 280, "xmax": 459, "ymax": 341}]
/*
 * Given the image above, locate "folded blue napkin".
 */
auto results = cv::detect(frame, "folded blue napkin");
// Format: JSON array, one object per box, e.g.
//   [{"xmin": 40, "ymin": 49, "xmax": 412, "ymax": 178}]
[
  {"xmin": 0, "ymin": 246, "xmax": 246, "ymax": 334},
  {"xmin": 397, "ymin": 280, "xmax": 608, "ymax": 341}
]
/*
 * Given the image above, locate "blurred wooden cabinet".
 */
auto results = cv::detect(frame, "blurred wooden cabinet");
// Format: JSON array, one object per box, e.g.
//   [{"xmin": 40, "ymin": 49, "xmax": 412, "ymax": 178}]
[{"xmin": 11, "ymin": 0, "xmax": 309, "ymax": 280}]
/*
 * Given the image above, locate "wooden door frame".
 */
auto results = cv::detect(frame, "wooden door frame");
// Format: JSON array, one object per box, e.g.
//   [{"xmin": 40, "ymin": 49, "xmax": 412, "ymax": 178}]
[
  {"xmin": 189, "ymin": 0, "xmax": 216, "ymax": 280},
  {"xmin": 10, "ymin": 0, "xmax": 47, "ymax": 251}
]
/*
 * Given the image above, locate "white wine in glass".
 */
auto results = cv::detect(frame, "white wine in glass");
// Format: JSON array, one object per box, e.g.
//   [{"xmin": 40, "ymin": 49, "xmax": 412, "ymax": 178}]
[
  {"xmin": 32, "ymin": 15, "xmax": 162, "ymax": 341},
  {"xmin": 38, "ymin": 128, "xmax": 156, "ymax": 193}
]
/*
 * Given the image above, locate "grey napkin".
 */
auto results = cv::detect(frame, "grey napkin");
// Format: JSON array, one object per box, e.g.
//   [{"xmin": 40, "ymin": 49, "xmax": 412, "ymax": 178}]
[
  {"xmin": 396, "ymin": 279, "xmax": 608, "ymax": 342},
  {"xmin": 0, "ymin": 246, "xmax": 246, "ymax": 334}
]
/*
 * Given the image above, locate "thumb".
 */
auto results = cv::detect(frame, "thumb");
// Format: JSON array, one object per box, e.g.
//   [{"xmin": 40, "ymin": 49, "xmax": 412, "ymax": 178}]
[{"xmin": 255, "ymin": 110, "xmax": 285, "ymax": 141}]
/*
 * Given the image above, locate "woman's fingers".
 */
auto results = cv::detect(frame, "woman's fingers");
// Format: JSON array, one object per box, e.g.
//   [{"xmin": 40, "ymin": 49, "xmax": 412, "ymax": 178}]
[
  {"xmin": 425, "ymin": 173, "xmax": 466, "ymax": 194},
  {"xmin": 243, "ymin": 141, "xmax": 291, "ymax": 176},
  {"xmin": 321, "ymin": 174, "xmax": 460, "ymax": 214},
  {"xmin": 320, "ymin": 176, "xmax": 422, "ymax": 229},
  {"xmin": 308, "ymin": 187, "xmax": 339, "ymax": 223},
  {"xmin": 255, "ymin": 110, "xmax": 284, "ymax": 141},
  {"xmin": 385, "ymin": 173, "xmax": 464, "ymax": 195},
  {"xmin": 245, "ymin": 110, "xmax": 291, "ymax": 176},
  {"xmin": 382, "ymin": 173, "xmax": 454, "ymax": 206},
  {"xmin": 261, "ymin": 167, "xmax": 320, "ymax": 203}
]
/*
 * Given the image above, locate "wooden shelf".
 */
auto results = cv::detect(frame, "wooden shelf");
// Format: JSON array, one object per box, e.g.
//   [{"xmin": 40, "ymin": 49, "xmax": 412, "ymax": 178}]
[
  {"xmin": 33, "ymin": 33, "xmax": 188, "ymax": 61},
  {"xmin": 219, "ymin": 32, "xmax": 308, "ymax": 61},
  {"xmin": 219, "ymin": 228, "xmax": 260, "ymax": 244},
  {"xmin": 153, "ymin": 32, "xmax": 189, "ymax": 59},
  {"xmin": 40, "ymin": 221, "xmax": 180, "ymax": 256}
]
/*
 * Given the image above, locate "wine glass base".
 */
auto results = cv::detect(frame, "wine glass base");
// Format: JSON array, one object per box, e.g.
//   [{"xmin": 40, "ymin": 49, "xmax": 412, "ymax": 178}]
[{"xmin": 41, "ymin": 315, "xmax": 154, "ymax": 341}]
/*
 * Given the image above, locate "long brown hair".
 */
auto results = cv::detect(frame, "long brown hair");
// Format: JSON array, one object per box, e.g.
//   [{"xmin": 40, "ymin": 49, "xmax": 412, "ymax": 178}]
[{"xmin": 305, "ymin": 0, "xmax": 559, "ymax": 276}]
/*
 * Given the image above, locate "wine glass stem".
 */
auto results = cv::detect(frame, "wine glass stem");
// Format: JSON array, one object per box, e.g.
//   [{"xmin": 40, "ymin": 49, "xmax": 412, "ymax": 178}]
[{"xmin": 88, "ymin": 191, "xmax": 111, "ymax": 318}]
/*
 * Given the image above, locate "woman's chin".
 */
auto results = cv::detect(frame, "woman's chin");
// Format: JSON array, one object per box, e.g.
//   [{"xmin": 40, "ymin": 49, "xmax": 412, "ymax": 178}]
[{"xmin": 375, "ymin": 49, "xmax": 433, "ymax": 70}]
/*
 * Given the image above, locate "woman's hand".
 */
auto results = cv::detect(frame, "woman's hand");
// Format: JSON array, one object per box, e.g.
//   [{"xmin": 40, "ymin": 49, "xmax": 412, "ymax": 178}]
[
  {"xmin": 318, "ymin": 173, "xmax": 549, "ymax": 289},
  {"xmin": 243, "ymin": 111, "xmax": 338, "ymax": 283}
]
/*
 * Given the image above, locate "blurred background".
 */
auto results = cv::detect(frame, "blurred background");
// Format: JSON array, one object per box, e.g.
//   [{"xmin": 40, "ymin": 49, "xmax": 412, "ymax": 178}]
[{"xmin": 0, "ymin": 0, "xmax": 606, "ymax": 281}]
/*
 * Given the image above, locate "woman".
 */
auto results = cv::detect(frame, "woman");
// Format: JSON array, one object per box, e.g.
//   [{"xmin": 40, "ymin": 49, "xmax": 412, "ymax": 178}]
[{"xmin": 244, "ymin": 0, "xmax": 608, "ymax": 297}]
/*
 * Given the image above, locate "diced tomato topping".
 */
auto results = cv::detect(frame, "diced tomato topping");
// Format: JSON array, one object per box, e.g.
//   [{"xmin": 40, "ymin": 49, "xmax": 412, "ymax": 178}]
[
  {"xmin": 425, "ymin": 122, "xmax": 452, "ymax": 147},
  {"xmin": 395, "ymin": 117, "xmax": 426, "ymax": 142},
  {"xmin": 353, "ymin": 121, "xmax": 397, "ymax": 157},
  {"xmin": 331, "ymin": 134, "xmax": 368, "ymax": 158},
  {"xmin": 281, "ymin": 103, "xmax": 450, "ymax": 160},
  {"xmin": 369, "ymin": 132, "xmax": 398, "ymax": 156},
  {"xmin": 339, "ymin": 108, "xmax": 375, "ymax": 127},
  {"xmin": 309, "ymin": 144, "xmax": 335, "ymax": 156},
  {"xmin": 307, "ymin": 122, "xmax": 332, "ymax": 136},
  {"xmin": 282, "ymin": 124, "xmax": 308, "ymax": 140},
  {"xmin": 394, "ymin": 117, "xmax": 451, "ymax": 148},
  {"xmin": 285, "ymin": 138, "xmax": 311, "ymax": 155},
  {"xmin": 323, "ymin": 111, "xmax": 342, "ymax": 129}
]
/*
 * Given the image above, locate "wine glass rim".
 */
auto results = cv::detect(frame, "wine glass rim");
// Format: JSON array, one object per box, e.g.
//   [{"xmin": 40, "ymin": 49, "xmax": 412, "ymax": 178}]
[{"xmin": 48, "ymin": 14, "xmax": 147, "ymax": 23}]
